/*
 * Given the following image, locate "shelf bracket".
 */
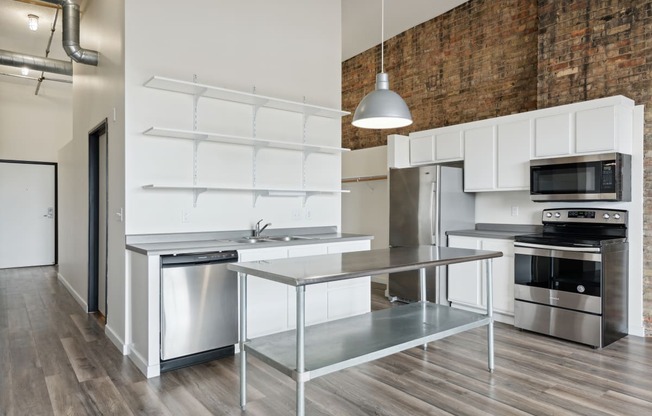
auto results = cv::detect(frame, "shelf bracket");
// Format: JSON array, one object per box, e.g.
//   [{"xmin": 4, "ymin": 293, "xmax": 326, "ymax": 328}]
[{"xmin": 193, "ymin": 187, "xmax": 207, "ymax": 207}]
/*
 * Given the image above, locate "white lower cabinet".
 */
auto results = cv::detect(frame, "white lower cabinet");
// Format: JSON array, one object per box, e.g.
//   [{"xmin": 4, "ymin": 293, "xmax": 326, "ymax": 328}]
[
  {"xmin": 447, "ymin": 237, "xmax": 483, "ymax": 308},
  {"xmin": 239, "ymin": 247, "xmax": 290, "ymax": 338},
  {"xmin": 447, "ymin": 236, "xmax": 514, "ymax": 323},
  {"xmin": 325, "ymin": 241, "xmax": 371, "ymax": 320},
  {"xmin": 241, "ymin": 239, "xmax": 371, "ymax": 338},
  {"xmin": 287, "ymin": 244, "xmax": 329, "ymax": 328}
]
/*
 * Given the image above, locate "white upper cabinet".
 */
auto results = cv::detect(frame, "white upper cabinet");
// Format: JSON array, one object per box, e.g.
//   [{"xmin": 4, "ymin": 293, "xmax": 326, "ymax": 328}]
[
  {"xmin": 409, "ymin": 135, "xmax": 435, "ymax": 164},
  {"xmin": 395, "ymin": 95, "xmax": 635, "ymax": 186},
  {"xmin": 533, "ymin": 113, "xmax": 572, "ymax": 158},
  {"xmin": 435, "ymin": 131, "xmax": 464, "ymax": 161},
  {"xmin": 409, "ymin": 129, "xmax": 463, "ymax": 165},
  {"xmin": 576, "ymin": 106, "xmax": 615, "ymax": 153},
  {"xmin": 463, "ymin": 121, "xmax": 530, "ymax": 192},
  {"xmin": 463, "ymin": 126, "xmax": 496, "ymax": 191},
  {"xmin": 531, "ymin": 96, "xmax": 634, "ymax": 159},
  {"xmin": 497, "ymin": 120, "xmax": 531, "ymax": 190}
]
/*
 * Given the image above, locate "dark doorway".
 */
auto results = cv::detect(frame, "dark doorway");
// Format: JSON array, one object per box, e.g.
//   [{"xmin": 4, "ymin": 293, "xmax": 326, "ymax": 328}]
[{"xmin": 88, "ymin": 119, "xmax": 109, "ymax": 320}]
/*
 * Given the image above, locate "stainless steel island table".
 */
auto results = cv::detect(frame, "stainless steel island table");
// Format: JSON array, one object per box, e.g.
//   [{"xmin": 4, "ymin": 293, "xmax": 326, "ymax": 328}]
[{"xmin": 228, "ymin": 245, "xmax": 502, "ymax": 415}]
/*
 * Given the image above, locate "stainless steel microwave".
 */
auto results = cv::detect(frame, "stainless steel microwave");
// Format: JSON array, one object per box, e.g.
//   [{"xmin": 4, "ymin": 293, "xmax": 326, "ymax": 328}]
[{"xmin": 530, "ymin": 152, "xmax": 631, "ymax": 202}]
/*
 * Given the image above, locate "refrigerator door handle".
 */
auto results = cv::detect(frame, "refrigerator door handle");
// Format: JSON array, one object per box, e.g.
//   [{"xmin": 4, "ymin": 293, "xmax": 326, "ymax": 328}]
[{"xmin": 432, "ymin": 177, "xmax": 440, "ymax": 246}]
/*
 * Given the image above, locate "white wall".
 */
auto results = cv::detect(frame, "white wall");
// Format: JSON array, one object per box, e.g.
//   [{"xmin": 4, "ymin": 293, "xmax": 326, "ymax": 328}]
[
  {"xmin": 57, "ymin": 0, "xmax": 127, "ymax": 350},
  {"xmin": 59, "ymin": 0, "xmax": 344, "ymax": 354},
  {"xmin": 342, "ymin": 145, "xmax": 389, "ymax": 283},
  {"xmin": 124, "ymin": 0, "xmax": 343, "ymax": 235},
  {"xmin": 0, "ymin": 79, "xmax": 71, "ymax": 162}
]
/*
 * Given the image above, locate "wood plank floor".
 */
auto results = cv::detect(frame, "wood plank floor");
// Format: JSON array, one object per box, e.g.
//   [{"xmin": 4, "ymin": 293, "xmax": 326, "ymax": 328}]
[{"xmin": 2, "ymin": 268, "xmax": 651, "ymax": 415}]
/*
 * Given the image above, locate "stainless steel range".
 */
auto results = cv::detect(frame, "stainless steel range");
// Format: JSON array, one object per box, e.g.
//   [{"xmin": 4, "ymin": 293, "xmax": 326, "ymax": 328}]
[{"xmin": 513, "ymin": 208, "xmax": 628, "ymax": 348}]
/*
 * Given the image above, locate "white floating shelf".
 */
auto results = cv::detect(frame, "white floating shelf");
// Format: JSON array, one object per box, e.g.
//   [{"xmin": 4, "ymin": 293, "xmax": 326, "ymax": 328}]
[
  {"xmin": 144, "ymin": 76, "xmax": 350, "ymax": 119},
  {"xmin": 142, "ymin": 184, "xmax": 349, "ymax": 195},
  {"xmin": 143, "ymin": 127, "xmax": 349, "ymax": 154}
]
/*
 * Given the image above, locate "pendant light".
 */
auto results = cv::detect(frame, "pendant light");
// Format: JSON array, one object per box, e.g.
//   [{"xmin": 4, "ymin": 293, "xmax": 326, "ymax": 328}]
[{"xmin": 352, "ymin": 0, "xmax": 412, "ymax": 129}]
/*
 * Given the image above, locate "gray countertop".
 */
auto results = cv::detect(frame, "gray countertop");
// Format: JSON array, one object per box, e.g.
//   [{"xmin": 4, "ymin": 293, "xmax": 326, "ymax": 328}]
[
  {"xmin": 447, "ymin": 223, "xmax": 542, "ymax": 240},
  {"xmin": 229, "ymin": 245, "xmax": 502, "ymax": 286},
  {"xmin": 126, "ymin": 232, "xmax": 373, "ymax": 256}
]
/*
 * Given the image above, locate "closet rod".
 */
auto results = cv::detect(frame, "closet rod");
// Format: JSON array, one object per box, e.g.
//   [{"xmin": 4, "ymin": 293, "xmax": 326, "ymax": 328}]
[{"xmin": 341, "ymin": 175, "xmax": 387, "ymax": 183}]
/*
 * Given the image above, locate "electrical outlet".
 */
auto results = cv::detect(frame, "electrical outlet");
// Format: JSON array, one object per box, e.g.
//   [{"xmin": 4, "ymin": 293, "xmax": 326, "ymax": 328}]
[
  {"xmin": 181, "ymin": 209, "xmax": 191, "ymax": 223},
  {"xmin": 305, "ymin": 209, "xmax": 311, "ymax": 220},
  {"xmin": 511, "ymin": 206, "xmax": 519, "ymax": 217},
  {"xmin": 291, "ymin": 208, "xmax": 302, "ymax": 221}
]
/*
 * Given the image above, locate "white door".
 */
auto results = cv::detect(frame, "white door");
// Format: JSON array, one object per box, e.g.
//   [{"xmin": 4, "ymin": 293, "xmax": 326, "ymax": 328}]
[{"xmin": 0, "ymin": 162, "xmax": 55, "ymax": 268}]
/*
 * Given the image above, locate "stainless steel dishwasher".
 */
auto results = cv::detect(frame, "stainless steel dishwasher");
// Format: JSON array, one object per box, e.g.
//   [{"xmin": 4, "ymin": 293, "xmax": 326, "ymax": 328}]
[{"xmin": 160, "ymin": 250, "xmax": 238, "ymax": 372}]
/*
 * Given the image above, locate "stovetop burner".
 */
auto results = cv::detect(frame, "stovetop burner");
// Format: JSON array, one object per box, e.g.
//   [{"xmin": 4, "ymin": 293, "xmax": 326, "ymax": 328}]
[
  {"xmin": 514, "ymin": 208, "xmax": 628, "ymax": 248},
  {"xmin": 514, "ymin": 233, "xmax": 624, "ymax": 248}
]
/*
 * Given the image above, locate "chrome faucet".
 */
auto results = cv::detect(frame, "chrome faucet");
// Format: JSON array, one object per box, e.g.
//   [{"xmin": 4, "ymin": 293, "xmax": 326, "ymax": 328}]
[{"xmin": 254, "ymin": 219, "xmax": 272, "ymax": 237}]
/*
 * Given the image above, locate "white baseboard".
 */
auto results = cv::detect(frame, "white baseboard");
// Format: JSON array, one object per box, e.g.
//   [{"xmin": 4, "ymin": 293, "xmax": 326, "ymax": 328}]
[
  {"xmin": 105, "ymin": 324, "xmax": 129, "ymax": 355},
  {"xmin": 628, "ymin": 325, "xmax": 645, "ymax": 337},
  {"xmin": 129, "ymin": 348, "xmax": 160, "ymax": 379},
  {"xmin": 57, "ymin": 272, "xmax": 88, "ymax": 312}
]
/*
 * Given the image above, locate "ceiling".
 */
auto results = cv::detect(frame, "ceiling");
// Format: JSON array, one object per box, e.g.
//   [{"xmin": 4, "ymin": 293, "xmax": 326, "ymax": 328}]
[
  {"xmin": 0, "ymin": 0, "xmax": 467, "ymax": 87},
  {"xmin": 0, "ymin": 0, "xmax": 85, "ymax": 88},
  {"xmin": 342, "ymin": 0, "xmax": 469, "ymax": 61}
]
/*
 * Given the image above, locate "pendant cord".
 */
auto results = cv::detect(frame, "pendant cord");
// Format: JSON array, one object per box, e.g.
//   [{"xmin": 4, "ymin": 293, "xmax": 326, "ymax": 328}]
[{"xmin": 381, "ymin": 0, "xmax": 384, "ymax": 73}]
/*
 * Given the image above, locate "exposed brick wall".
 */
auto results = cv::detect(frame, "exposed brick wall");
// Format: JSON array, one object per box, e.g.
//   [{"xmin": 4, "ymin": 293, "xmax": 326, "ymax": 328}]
[
  {"xmin": 341, "ymin": 0, "xmax": 539, "ymax": 150},
  {"xmin": 342, "ymin": 0, "xmax": 652, "ymax": 335},
  {"xmin": 537, "ymin": 0, "xmax": 652, "ymax": 335}
]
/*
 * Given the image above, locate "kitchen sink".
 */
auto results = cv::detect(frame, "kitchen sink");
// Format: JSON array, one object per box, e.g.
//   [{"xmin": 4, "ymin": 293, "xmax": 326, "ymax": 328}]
[
  {"xmin": 265, "ymin": 235, "xmax": 312, "ymax": 242},
  {"xmin": 233, "ymin": 237, "xmax": 270, "ymax": 244},
  {"xmin": 231, "ymin": 235, "xmax": 314, "ymax": 244}
]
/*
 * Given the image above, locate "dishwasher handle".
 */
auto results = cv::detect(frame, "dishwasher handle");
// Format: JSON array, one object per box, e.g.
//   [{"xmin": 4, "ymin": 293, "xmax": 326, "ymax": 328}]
[{"xmin": 161, "ymin": 250, "xmax": 238, "ymax": 267}]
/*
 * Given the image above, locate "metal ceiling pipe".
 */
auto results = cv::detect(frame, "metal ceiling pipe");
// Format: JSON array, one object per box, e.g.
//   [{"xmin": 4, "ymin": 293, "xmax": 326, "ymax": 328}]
[
  {"xmin": 0, "ymin": 49, "xmax": 72, "ymax": 76},
  {"xmin": 40, "ymin": 0, "xmax": 99, "ymax": 66}
]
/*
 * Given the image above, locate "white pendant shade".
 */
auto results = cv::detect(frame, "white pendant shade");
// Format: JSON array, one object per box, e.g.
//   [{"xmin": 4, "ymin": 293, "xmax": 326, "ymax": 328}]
[
  {"xmin": 351, "ymin": 0, "xmax": 412, "ymax": 130},
  {"xmin": 352, "ymin": 73, "xmax": 412, "ymax": 129}
]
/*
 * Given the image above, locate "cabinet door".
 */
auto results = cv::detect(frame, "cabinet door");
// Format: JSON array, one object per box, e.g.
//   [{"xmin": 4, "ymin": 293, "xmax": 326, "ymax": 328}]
[
  {"xmin": 435, "ymin": 131, "xmax": 464, "ymax": 162},
  {"xmin": 287, "ymin": 244, "xmax": 329, "ymax": 327},
  {"xmin": 575, "ymin": 106, "xmax": 616, "ymax": 154},
  {"xmin": 497, "ymin": 120, "xmax": 530, "ymax": 190},
  {"xmin": 326, "ymin": 241, "xmax": 371, "ymax": 289},
  {"xmin": 326, "ymin": 241, "xmax": 371, "ymax": 320},
  {"xmin": 447, "ymin": 236, "xmax": 483, "ymax": 309},
  {"xmin": 533, "ymin": 113, "xmax": 572, "ymax": 158},
  {"xmin": 481, "ymin": 239, "xmax": 514, "ymax": 316},
  {"xmin": 240, "ymin": 247, "xmax": 289, "ymax": 338},
  {"xmin": 464, "ymin": 126, "xmax": 496, "ymax": 191},
  {"xmin": 410, "ymin": 135, "xmax": 435, "ymax": 165}
]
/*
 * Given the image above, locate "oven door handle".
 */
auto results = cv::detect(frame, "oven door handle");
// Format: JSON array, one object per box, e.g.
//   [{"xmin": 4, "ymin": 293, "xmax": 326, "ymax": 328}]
[{"xmin": 514, "ymin": 242, "xmax": 601, "ymax": 253}]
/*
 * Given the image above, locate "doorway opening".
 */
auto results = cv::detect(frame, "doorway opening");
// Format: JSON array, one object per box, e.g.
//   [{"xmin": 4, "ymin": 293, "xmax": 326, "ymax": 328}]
[{"xmin": 88, "ymin": 119, "xmax": 109, "ymax": 322}]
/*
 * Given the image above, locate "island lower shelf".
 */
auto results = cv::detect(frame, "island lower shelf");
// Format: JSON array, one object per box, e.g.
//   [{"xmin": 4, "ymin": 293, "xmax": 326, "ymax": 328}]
[{"xmin": 245, "ymin": 301, "xmax": 490, "ymax": 381}]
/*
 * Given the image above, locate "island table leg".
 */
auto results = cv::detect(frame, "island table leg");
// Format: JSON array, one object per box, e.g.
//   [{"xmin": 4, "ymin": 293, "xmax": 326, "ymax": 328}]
[
  {"xmin": 419, "ymin": 267, "xmax": 428, "ymax": 350},
  {"xmin": 296, "ymin": 286, "xmax": 306, "ymax": 416},
  {"xmin": 486, "ymin": 259, "xmax": 494, "ymax": 372},
  {"xmin": 239, "ymin": 273, "xmax": 248, "ymax": 410}
]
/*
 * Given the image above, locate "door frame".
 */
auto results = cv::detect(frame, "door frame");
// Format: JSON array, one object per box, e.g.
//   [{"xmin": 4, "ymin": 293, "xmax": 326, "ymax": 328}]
[
  {"xmin": 0, "ymin": 159, "xmax": 58, "ymax": 265},
  {"xmin": 88, "ymin": 119, "xmax": 108, "ymax": 315}
]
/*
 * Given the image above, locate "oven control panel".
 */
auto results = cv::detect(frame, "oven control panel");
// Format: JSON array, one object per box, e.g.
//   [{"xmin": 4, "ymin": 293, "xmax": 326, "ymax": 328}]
[{"xmin": 542, "ymin": 208, "xmax": 627, "ymax": 224}]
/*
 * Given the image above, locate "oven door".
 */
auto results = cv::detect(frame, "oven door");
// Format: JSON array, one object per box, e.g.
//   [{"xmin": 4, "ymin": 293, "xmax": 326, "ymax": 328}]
[{"xmin": 514, "ymin": 244, "xmax": 602, "ymax": 314}]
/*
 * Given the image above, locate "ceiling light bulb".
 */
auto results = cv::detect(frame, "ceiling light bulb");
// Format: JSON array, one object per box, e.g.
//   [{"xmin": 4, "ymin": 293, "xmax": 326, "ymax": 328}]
[
  {"xmin": 28, "ymin": 14, "xmax": 39, "ymax": 31},
  {"xmin": 21, "ymin": 67, "xmax": 29, "ymax": 76}
]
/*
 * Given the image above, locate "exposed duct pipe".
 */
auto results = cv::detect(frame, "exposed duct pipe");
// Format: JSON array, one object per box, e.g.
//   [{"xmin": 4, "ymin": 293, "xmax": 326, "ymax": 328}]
[
  {"xmin": 0, "ymin": 49, "xmax": 72, "ymax": 76},
  {"xmin": 0, "ymin": 71, "xmax": 72, "ymax": 84},
  {"xmin": 40, "ymin": 0, "xmax": 99, "ymax": 66}
]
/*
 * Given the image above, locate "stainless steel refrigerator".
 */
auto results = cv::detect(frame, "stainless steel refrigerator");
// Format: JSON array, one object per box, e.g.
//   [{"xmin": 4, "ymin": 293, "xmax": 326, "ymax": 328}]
[{"xmin": 388, "ymin": 164, "xmax": 475, "ymax": 304}]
